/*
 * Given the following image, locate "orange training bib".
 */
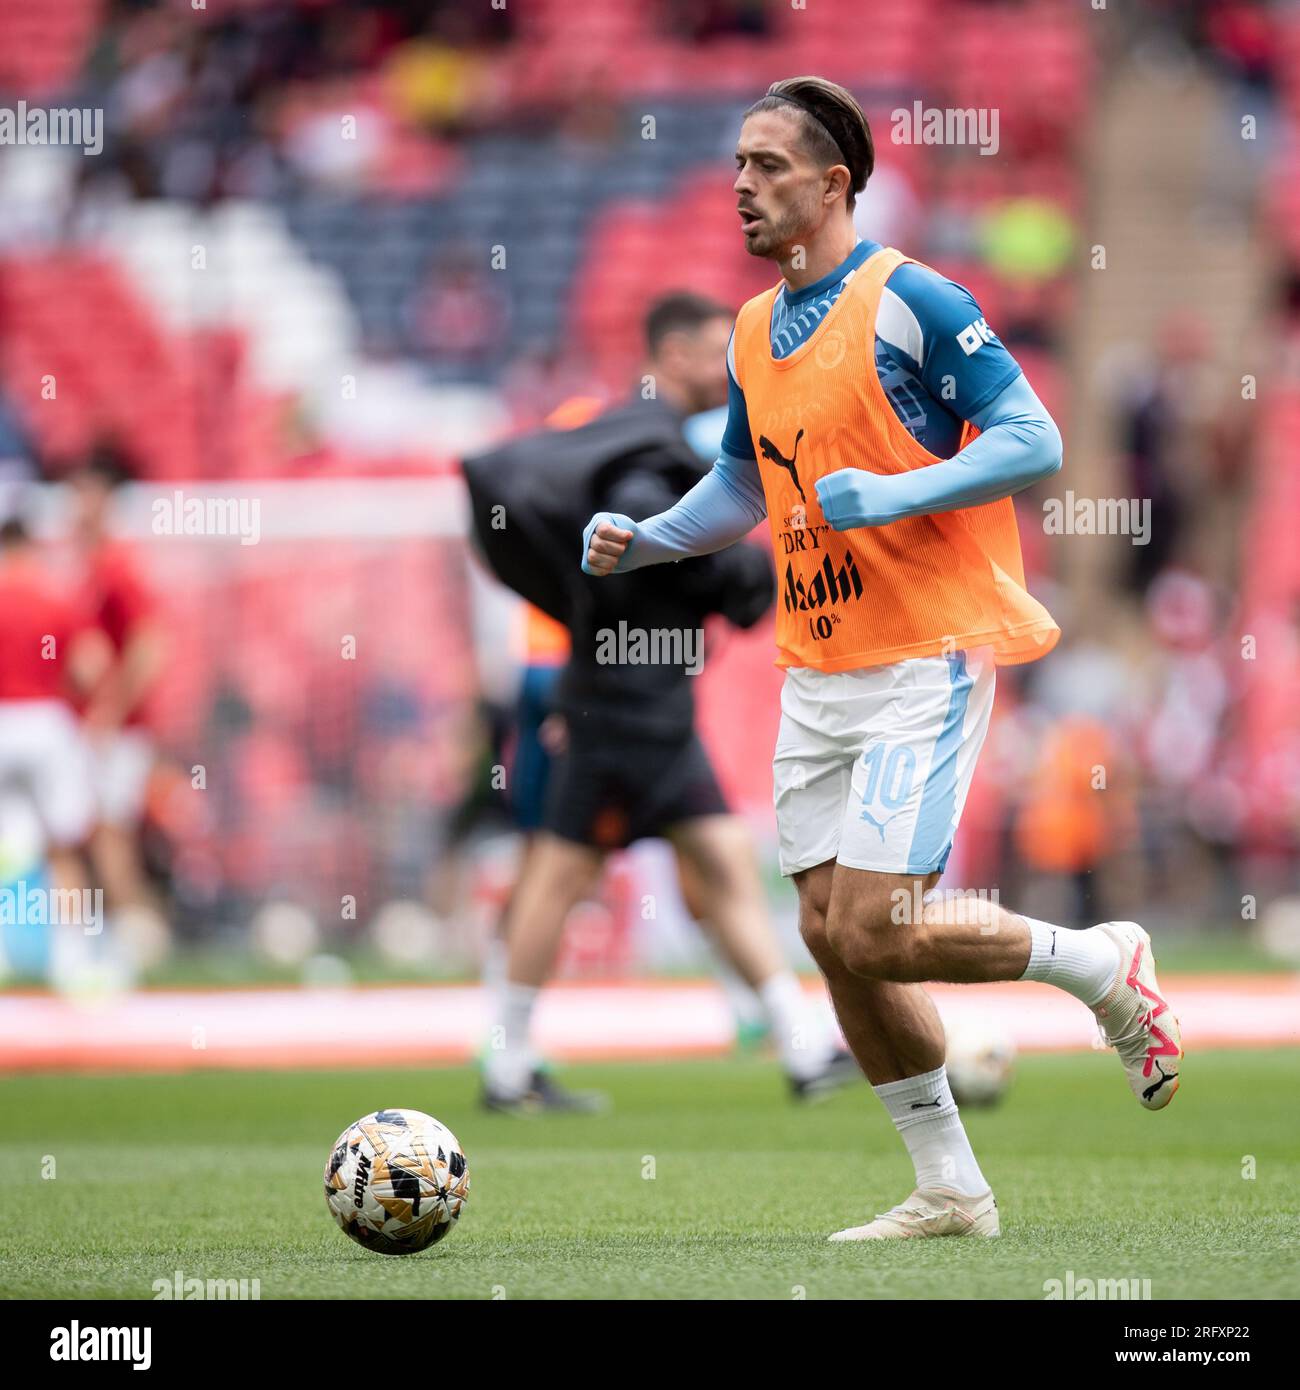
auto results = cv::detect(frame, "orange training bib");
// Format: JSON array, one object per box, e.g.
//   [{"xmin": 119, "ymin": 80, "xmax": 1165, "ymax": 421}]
[{"xmin": 731, "ymin": 246, "xmax": 1060, "ymax": 672}]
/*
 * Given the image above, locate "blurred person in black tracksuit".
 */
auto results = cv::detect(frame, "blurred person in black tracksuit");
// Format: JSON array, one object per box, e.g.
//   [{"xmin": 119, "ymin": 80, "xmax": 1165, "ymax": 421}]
[{"xmin": 464, "ymin": 293, "xmax": 859, "ymax": 1112}]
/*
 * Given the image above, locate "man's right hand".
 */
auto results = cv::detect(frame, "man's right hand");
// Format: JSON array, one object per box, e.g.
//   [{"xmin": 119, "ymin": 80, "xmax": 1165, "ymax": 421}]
[{"xmin": 581, "ymin": 512, "xmax": 637, "ymax": 576}]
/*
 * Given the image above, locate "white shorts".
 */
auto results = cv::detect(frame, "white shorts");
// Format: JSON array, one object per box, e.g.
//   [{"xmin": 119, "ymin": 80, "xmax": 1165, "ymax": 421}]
[
  {"xmin": 89, "ymin": 728, "xmax": 154, "ymax": 826},
  {"xmin": 773, "ymin": 648, "xmax": 996, "ymax": 877},
  {"xmin": 0, "ymin": 700, "xmax": 94, "ymax": 848}
]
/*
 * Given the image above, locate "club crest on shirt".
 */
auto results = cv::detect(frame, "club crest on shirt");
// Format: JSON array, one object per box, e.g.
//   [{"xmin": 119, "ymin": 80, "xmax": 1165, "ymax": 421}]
[{"xmin": 814, "ymin": 328, "xmax": 847, "ymax": 369}]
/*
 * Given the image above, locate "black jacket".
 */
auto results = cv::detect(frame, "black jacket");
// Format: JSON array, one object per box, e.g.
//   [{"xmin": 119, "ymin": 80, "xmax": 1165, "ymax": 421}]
[{"xmin": 462, "ymin": 396, "xmax": 773, "ymax": 737}]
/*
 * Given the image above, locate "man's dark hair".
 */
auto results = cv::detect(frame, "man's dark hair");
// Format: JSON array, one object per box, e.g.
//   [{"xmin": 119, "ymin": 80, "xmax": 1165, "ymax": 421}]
[
  {"xmin": 745, "ymin": 75, "xmax": 874, "ymax": 210},
  {"xmin": 74, "ymin": 441, "xmax": 134, "ymax": 489},
  {"xmin": 644, "ymin": 291, "xmax": 731, "ymax": 357},
  {"xmin": 0, "ymin": 516, "xmax": 29, "ymax": 548}
]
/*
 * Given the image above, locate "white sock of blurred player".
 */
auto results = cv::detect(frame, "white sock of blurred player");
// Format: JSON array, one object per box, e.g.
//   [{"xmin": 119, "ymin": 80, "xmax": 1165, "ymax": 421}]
[
  {"xmin": 758, "ymin": 970, "xmax": 834, "ymax": 1080},
  {"xmin": 481, "ymin": 931, "xmax": 508, "ymax": 1000},
  {"xmin": 484, "ymin": 970, "xmax": 830, "ymax": 1094},
  {"xmin": 874, "ymin": 1065, "xmax": 989, "ymax": 1195},
  {"xmin": 483, "ymin": 979, "xmax": 539, "ymax": 1097}
]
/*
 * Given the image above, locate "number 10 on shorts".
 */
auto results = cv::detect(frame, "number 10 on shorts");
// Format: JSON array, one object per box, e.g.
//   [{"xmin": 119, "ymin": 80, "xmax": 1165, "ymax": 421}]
[{"xmin": 860, "ymin": 742, "xmax": 917, "ymax": 824}]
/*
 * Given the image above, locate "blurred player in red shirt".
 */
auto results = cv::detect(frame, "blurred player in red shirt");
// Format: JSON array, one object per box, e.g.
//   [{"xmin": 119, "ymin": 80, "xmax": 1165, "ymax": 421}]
[
  {"xmin": 67, "ymin": 452, "xmax": 169, "ymax": 953},
  {"xmin": 0, "ymin": 512, "xmax": 109, "ymax": 911}
]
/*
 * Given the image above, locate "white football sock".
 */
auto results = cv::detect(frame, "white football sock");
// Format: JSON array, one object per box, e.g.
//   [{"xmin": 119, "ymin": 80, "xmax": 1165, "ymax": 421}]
[
  {"xmin": 873, "ymin": 1065, "xmax": 989, "ymax": 1196},
  {"xmin": 1018, "ymin": 917, "xmax": 1120, "ymax": 1007},
  {"xmin": 482, "ymin": 980, "xmax": 539, "ymax": 1097},
  {"xmin": 758, "ymin": 971, "xmax": 829, "ymax": 1080},
  {"xmin": 481, "ymin": 932, "xmax": 508, "ymax": 998}
]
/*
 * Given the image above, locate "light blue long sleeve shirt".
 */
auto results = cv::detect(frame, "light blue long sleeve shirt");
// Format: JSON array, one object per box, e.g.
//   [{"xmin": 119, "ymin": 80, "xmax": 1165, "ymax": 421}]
[
  {"xmin": 584, "ymin": 372, "xmax": 1061, "ymax": 571},
  {"xmin": 582, "ymin": 240, "xmax": 1061, "ymax": 573}
]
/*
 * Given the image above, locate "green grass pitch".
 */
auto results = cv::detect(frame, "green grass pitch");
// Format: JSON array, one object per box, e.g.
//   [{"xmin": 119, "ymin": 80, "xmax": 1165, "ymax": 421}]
[{"xmin": 2, "ymin": 1050, "xmax": 1296, "ymax": 1300}]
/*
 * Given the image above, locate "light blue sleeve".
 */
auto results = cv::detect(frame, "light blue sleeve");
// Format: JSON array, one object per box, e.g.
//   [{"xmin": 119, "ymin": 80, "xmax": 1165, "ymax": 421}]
[
  {"xmin": 581, "ymin": 450, "xmax": 768, "ymax": 574},
  {"xmin": 813, "ymin": 374, "xmax": 1062, "ymax": 530}
]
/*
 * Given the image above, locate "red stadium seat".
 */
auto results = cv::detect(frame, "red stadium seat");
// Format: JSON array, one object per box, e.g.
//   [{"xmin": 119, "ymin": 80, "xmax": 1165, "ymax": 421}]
[{"xmin": 0, "ymin": 0, "xmax": 103, "ymax": 97}]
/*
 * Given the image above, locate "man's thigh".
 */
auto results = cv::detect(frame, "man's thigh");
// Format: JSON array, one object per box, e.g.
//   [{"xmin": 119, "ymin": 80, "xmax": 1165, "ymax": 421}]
[
  {"xmin": 514, "ymin": 831, "xmax": 606, "ymax": 907},
  {"xmin": 826, "ymin": 863, "xmax": 940, "ymax": 941}
]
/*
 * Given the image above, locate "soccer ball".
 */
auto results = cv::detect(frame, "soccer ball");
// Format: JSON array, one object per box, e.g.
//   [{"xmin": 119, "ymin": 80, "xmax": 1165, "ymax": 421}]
[
  {"xmin": 324, "ymin": 1109, "xmax": 470, "ymax": 1255},
  {"xmin": 944, "ymin": 1023, "xmax": 1016, "ymax": 1107}
]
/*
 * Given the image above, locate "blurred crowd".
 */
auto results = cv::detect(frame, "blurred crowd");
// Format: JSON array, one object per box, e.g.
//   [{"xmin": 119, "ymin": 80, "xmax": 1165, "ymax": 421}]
[{"xmin": 0, "ymin": 0, "xmax": 1297, "ymax": 980}]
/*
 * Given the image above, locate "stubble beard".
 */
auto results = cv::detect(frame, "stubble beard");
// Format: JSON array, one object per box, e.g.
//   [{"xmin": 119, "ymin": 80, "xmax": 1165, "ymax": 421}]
[{"xmin": 743, "ymin": 195, "xmax": 819, "ymax": 264}]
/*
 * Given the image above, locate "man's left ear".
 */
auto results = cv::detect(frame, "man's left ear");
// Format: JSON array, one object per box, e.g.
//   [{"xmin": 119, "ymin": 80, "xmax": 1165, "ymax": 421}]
[{"xmin": 826, "ymin": 164, "xmax": 851, "ymax": 205}]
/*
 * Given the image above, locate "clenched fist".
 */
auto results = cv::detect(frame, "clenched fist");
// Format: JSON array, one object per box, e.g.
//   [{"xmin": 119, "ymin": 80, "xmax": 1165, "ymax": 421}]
[{"xmin": 581, "ymin": 512, "xmax": 637, "ymax": 576}]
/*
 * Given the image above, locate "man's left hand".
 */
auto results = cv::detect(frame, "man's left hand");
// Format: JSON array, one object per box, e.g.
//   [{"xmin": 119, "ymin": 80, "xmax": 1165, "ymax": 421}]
[{"xmin": 814, "ymin": 469, "xmax": 899, "ymax": 531}]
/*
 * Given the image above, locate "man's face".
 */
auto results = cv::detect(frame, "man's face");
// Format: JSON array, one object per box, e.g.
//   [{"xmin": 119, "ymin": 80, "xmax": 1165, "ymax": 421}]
[
  {"xmin": 661, "ymin": 315, "xmax": 732, "ymax": 414},
  {"xmin": 68, "ymin": 473, "xmax": 111, "ymax": 539},
  {"xmin": 734, "ymin": 110, "xmax": 831, "ymax": 260}
]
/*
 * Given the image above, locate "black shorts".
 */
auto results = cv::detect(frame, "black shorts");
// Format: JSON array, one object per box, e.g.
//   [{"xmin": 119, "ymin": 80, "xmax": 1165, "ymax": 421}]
[{"xmin": 541, "ymin": 728, "xmax": 729, "ymax": 850}]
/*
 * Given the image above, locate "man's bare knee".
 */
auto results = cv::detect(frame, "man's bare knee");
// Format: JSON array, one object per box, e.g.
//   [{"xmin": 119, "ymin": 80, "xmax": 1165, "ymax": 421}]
[
  {"xmin": 827, "ymin": 899, "xmax": 926, "ymax": 980},
  {"xmin": 793, "ymin": 860, "xmax": 836, "ymax": 968},
  {"xmin": 797, "ymin": 902, "xmax": 833, "ymax": 965},
  {"xmin": 823, "ymin": 868, "xmax": 942, "ymax": 980}
]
